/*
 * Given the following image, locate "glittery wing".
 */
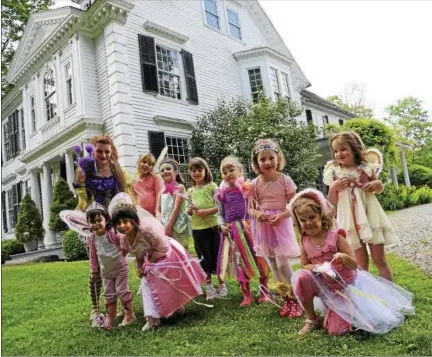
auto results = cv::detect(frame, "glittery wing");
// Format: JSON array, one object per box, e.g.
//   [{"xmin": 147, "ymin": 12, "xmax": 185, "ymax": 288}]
[
  {"xmin": 136, "ymin": 206, "xmax": 166, "ymax": 238},
  {"xmin": 365, "ymin": 148, "xmax": 384, "ymax": 176},
  {"xmin": 108, "ymin": 192, "xmax": 133, "ymax": 217},
  {"xmin": 59, "ymin": 210, "xmax": 92, "ymax": 237},
  {"xmin": 153, "ymin": 146, "xmax": 169, "ymax": 174}
]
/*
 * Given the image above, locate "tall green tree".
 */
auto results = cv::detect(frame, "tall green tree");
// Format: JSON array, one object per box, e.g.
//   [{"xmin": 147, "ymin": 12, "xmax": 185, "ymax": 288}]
[
  {"xmin": 385, "ymin": 97, "xmax": 432, "ymax": 159},
  {"xmin": 1, "ymin": 0, "xmax": 53, "ymax": 97}
]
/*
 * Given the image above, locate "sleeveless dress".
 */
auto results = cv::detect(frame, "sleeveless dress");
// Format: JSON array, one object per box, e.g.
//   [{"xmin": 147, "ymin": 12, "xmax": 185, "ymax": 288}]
[
  {"xmin": 324, "ymin": 163, "xmax": 398, "ymax": 250},
  {"xmin": 293, "ymin": 230, "xmax": 414, "ymax": 335},
  {"xmin": 132, "ymin": 175, "xmax": 164, "ymax": 216}
]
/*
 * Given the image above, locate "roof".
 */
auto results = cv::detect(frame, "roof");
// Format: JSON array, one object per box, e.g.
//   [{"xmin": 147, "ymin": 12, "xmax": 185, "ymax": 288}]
[{"xmin": 300, "ymin": 90, "xmax": 356, "ymax": 118}]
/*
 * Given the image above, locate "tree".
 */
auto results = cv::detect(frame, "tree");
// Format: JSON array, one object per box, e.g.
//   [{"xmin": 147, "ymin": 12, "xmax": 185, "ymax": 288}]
[
  {"xmin": 1, "ymin": 0, "xmax": 53, "ymax": 97},
  {"xmin": 191, "ymin": 96, "xmax": 320, "ymax": 189},
  {"xmin": 49, "ymin": 177, "xmax": 77, "ymax": 232},
  {"xmin": 15, "ymin": 194, "xmax": 45, "ymax": 243},
  {"xmin": 385, "ymin": 97, "xmax": 432, "ymax": 159},
  {"xmin": 327, "ymin": 82, "xmax": 374, "ymax": 118}
]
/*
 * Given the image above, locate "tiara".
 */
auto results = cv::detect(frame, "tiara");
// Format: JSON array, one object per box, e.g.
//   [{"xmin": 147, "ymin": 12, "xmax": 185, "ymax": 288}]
[
  {"xmin": 159, "ymin": 157, "xmax": 179, "ymax": 171},
  {"xmin": 86, "ymin": 201, "xmax": 107, "ymax": 214},
  {"xmin": 253, "ymin": 139, "xmax": 279, "ymax": 155}
]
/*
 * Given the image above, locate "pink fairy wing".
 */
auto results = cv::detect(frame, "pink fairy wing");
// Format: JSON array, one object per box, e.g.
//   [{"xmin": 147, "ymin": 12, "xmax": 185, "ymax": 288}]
[
  {"xmin": 60, "ymin": 210, "xmax": 92, "ymax": 237},
  {"xmin": 136, "ymin": 206, "xmax": 166, "ymax": 238}
]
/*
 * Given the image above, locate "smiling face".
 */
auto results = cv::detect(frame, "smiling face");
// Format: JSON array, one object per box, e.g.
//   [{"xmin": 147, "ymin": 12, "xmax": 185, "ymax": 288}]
[
  {"xmin": 221, "ymin": 164, "xmax": 241, "ymax": 186},
  {"xmin": 332, "ymin": 138, "xmax": 355, "ymax": 167},
  {"xmin": 139, "ymin": 158, "xmax": 154, "ymax": 176},
  {"xmin": 94, "ymin": 143, "xmax": 112, "ymax": 166},
  {"xmin": 116, "ymin": 218, "xmax": 135, "ymax": 235},
  {"xmin": 160, "ymin": 162, "xmax": 177, "ymax": 183},
  {"xmin": 190, "ymin": 166, "xmax": 206, "ymax": 185},
  {"xmin": 257, "ymin": 150, "xmax": 278, "ymax": 175},
  {"xmin": 295, "ymin": 204, "xmax": 323, "ymax": 237},
  {"xmin": 88, "ymin": 214, "xmax": 108, "ymax": 236}
]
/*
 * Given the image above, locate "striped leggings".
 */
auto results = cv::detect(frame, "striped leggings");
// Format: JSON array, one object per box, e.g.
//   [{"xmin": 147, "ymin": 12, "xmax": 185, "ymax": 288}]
[{"xmin": 89, "ymin": 271, "xmax": 102, "ymax": 311}]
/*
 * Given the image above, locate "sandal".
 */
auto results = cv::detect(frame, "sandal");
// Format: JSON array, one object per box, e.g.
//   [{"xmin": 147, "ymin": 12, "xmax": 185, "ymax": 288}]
[
  {"xmin": 119, "ymin": 313, "xmax": 136, "ymax": 327},
  {"xmin": 298, "ymin": 318, "xmax": 321, "ymax": 336}
]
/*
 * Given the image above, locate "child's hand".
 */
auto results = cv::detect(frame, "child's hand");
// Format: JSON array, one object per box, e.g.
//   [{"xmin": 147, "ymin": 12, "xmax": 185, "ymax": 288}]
[
  {"xmin": 165, "ymin": 224, "xmax": 173, "ymax": 237},
  {"xmin": 255, "ymin": 211, "xmax": 268, "ymax": 222},
  {"xmin": 187, "ymin": 207, "xmax": 193, "ymax": 216},
  {"xmin": 331, "ymin": 178, "xmax": 350, "ymax": 191},
  {"xmin": 195, "ymin": 209, "xmax": 206, "ymax": 217},
  {"xmin": 269, "ymin": 213, "xmax": 283, "ymax": 226},
  {"xmin": 189, "ymin": 204, "xmax": 198, "ymax": 211},
  {"xmin": 362, "ymin": 180, "xmax": 381, "ymax": 193},
  {"xmin": 137, "ymin": 267, "xmax": 144, "ymax": 278},
  {"xmin": 219, "ymin": 224, "xmax": 230, "ymax": 236},
  {"xmin": 333, "ymin": 252, "xmax": 350, "ymax": 266}
]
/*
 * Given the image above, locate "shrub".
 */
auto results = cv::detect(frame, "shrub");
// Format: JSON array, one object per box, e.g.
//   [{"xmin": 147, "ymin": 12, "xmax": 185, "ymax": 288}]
[
  {"xmin": 1, "ymin": 239, "xmax": 25, "ymax": 265},
  {"xmin": 15, "ymin": 194, "xmax": 45, "ymax": 243},
  {"xmin": 62, "ymin": 230, "xmax": 88, "ymax": 262},
  {"xmin": 49, "ymin": 178, "xmax": 77, "ymax": 232},
  {"xmin": 398, "ymin": 164, "xmax": 432, "ymax": 188},
  {"xmin": 408, "ymin": 186, "xmax": 432, "ymax": 205},
  {"xmin": 377, "ymin": 184, "xmax": 432, "ymax": 211}
]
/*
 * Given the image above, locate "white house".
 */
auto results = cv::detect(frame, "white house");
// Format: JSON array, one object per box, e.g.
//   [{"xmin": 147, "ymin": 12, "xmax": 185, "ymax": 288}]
[{"xmin": 1, "ymin": 0, "xmax": 353, "ymax": 246}]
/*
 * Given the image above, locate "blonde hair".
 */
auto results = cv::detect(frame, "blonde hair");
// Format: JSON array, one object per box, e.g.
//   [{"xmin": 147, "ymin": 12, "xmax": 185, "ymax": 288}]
[
  {"xmin": 136, "ymin": 153, "xmax": 156, "ymax": 178},
  {"xmin": 291, "ymin": 197, "xmax": 334, "ymax": 234},
  {"xmin": 251, "ymin": 138, "xmax": 286, "ymax": 174},
  {"xmin": 330, "ymin": 131, "xmax": 367, "ymax": 166},
  {"xmin": 220, "ymin": 156, "xmax": 244, "ymax": 175}
]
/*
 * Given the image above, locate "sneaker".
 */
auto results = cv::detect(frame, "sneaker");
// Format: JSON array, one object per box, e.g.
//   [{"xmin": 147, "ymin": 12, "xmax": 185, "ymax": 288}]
[
  {"xmin": 90, "ymin": 309, "xmax": 100, "ymax": 320},
  {"xmin": 142, "ymin": 319, "xmax": 159, "ymax": 331},
  {"xmin": 206, "ymin": 284, "xmax": 218, "ymax": 300},
  {"xmin": 218, "ymin": 283, "xmax": 228, "ymax": 298}
]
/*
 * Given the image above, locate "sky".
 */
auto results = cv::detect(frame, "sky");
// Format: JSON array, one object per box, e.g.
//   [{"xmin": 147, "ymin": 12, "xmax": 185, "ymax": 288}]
[{"xmin": 259, "ymin": 0, "xmax": 432, "ymax": 118}]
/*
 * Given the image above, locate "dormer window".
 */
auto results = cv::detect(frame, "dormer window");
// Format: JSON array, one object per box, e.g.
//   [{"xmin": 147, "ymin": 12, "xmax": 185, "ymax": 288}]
[
  {"xmin": 203, "ymin": 0, "xmax": 220, "ymax": 30},
  {"xmin": 227, "ymin": 9, "xmax": 241, "ymax": 40},
  {"xmin": 43, "ymin": 68, "xmax": 57, "ymax": 121}
]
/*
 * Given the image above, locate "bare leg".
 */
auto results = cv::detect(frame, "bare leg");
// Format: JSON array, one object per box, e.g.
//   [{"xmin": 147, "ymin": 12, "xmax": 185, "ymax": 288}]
[
  {"xmin": 369, "ymin": 243, "xmax": 393, "ymax": 281},
  {"xmin": 354, "ymin": 242, "xmax": 369, "ymax": 271}
]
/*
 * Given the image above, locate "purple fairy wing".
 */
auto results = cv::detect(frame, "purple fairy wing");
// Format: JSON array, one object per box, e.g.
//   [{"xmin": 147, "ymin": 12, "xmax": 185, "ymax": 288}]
[{"xmin": 60, "ymin": 210, "xmax": 92, "ymax": 237}]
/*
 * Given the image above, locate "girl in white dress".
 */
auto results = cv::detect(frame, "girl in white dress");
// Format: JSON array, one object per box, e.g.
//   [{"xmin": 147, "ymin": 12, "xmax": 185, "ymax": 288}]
[{"xmin": 324, "ymin": 132, "xmax": 398, "ymax": 281}]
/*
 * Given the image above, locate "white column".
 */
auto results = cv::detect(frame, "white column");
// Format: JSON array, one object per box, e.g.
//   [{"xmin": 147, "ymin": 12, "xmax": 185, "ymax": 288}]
[
  {"xmin": 72, "ymin": 34, "xmax": 85, "ymax": 117},
  {"xmin": 51, "ymin": 161, "xmax": 61, "ymax": 186},
  {"xmin": 30, "ymin": 170, "xmax": 42, "ymax": 211},
  {"xmin": 22, "ymin": 85, "xmax": 30, "ymax": 151},
  {"xmin": 35, "ymin": 71, "xmax": 45, "ymax": 128},
  {"xmin": 54, "ymin": 51, "xmax": 65, "ymax": 126},
  {"xmin": 400, "ymin": 150, "xmax": 411, "ymax": 187},
  {"xmin": 42, "ymin": 162, "xmax": 56, "ymax": 247},
  {"xmin": 390, "ymin": 167, "xmax": 399, "ymax": 188},
  {"xmin": 64, "ymin": 151, "xmax": 75, "ymax": 193}
]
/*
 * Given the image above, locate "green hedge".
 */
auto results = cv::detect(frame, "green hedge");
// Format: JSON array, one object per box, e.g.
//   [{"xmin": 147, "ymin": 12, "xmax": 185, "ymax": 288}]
[
  {"xmin": 377, "ymin": 184, "xmax": 432, "ymax": 211},
  {"xmin": 62, "ymin": 230, "xmax": 88, "ymax": 262},
  {"xmin": 1, "ymin": 239, "xmax": 25, "ymax": 265},
  {"xmin": 398, "ymin": 164, "xmax": 432, "ymax": 188}
]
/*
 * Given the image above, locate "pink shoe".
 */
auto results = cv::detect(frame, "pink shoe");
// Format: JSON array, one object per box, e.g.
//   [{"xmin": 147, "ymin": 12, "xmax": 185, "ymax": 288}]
[{"xmin": 239, "ymin": 282, "xmax": 253, "ymax": 307}]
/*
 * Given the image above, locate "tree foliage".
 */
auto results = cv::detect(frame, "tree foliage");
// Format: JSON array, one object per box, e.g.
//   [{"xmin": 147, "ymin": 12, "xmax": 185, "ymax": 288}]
[
  {"xmin": 191, "ymin": 97, "xmax": 320, "ymax": 189},
  {"xmin": 327, "ymin": 82, "xmax": 374, "ymax": 118},
  {"xmin": 49, "ymin": 177, "xmax": 77, "ymax": 232},
  {"xmin": 1, "ymin": 0, "xmax": 53, "ymax": 97},
  {"xmin": 15, "ymin": 194, "xmax": 45, "ymax": 243}
]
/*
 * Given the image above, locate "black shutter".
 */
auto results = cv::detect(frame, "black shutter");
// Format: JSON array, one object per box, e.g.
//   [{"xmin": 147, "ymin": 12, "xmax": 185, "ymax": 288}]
[
  {"xmin": 148, "ymin": 131, "xmax": 166, "ymax": 159},
  {"xmin": 305, "ymin": 109, "xmax": 313, "ymax": 124},
  {"xmin": 17, "ymin": 182, "xmax": 23, "ymax": 203},
  {"xmin": 14, "ymin": 184, "xmax": 21, "ymax": 222},
  {"xmin": 2, "ymin": 191, "xmax": 8, "ymax": 232},
  {"xmin": 181, "ymin": 50, "xmax": 199, "ymax": 104},
  {"xmin": 138, "ymin": 34, "xmax": 158, "ymax": 92}
]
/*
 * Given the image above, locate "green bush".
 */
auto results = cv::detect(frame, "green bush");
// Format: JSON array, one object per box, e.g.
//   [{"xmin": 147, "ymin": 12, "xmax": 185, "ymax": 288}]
[
  {"xmin": 15, "ymin": 194, "xmax": 44, "ymax": 243},
  {"xmin": 377, "ymin": 184, "xmax": 432, "ymax": 211},
  {"xmin": 62, "ymin": 230, "xmax": 88, "ymax": 262},
  {"xmin": 49, "ymin": 178, "xmax": 77, "ymax": 232},
  {"xmin": 398, "ymin": 164, "xmax": 432, "ymax": 188},
  {"xmin": 1, "ymin": 239, "xmax": 25, "ymax": 265},
  {"xmin": 408, "ymin": 186, "xmax": 432, "ymax": 205}
]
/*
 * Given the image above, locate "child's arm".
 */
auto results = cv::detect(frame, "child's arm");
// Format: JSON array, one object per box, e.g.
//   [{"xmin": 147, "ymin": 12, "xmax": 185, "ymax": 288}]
[
  {"xmin": 334, "ymin": 235, "xmax": 358, "ymax": 270},
  {"xmin": 154, "ymin": 174, "xmax": 165, "ymax": 197},
  {"xmin": 195, "ymin": 183, "xmax": 219, "ymax": 217},
  {"xmin": 136, "ymin": 257, "xmax": 145, "ymax": 277},
  {"xmin": 300, "ymin": 243, "xmax": 316, "ymax": 272},
  {"xmin": 88, "ymin": 237, "xmax": 99, "ymax": 275},
  {"xmin": 362, "ymin": 171, "xmax": 384, "ymax": 194},
  {"xmin": 155, "ymin": 191, "xmax": 162, "ymax": 222},
  {"xmin": 165, "ymin": 185, "xmax": 186, "ymax": 236},
  {"xmin": 217, "ymin": 201, "xmax": 230, "ymax": 235},
  {"xmin": 328, "ymin": 178, "xmax": 350, "ymax": 205}
]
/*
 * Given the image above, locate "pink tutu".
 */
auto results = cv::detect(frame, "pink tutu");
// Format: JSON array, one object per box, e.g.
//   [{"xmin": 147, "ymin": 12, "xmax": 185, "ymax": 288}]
[
  {"xmin": 251, "ymin": 209, "xmax": 300, "ymax": 258},
  {"xmin": 145, "ymin": 238, "xmax": 207, "ymax": 317}
]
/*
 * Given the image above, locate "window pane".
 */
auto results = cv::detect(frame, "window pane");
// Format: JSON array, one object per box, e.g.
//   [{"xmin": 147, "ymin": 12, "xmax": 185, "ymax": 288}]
[
  {"xmin": 229, "ymin": 25, "xmax": 241, "ymax": 40},
  {"xmin": 204, "ymin": 0, "xmax": 218, "ymax": 15},
  {"xmin": 248, "ymin": 68, "xmax": 263, "ymax": 103},
  {"xmin": 156, "ymin": 45, "xmax": 181, "ymax": 100},
  {"xmin": 206, "ymin": 12, "xmax": 219, "ymax": 29},
  {"xmin": 227, "ymin": 9, "xmax": 240, "ymax": 26}
]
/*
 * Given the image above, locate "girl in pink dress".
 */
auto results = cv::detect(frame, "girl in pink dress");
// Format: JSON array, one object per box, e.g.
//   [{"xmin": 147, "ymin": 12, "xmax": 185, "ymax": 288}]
[
  {"xmin": 132, "ymin": 153, "xmax": 164, "ymax": 216},
  {"xmin": 109, "ymin": 193, "xmax": 207, "ymax": 331},
  {"xmin": 290, "ymin": 189, "xmax": 414, "ymax": 336},
  {"xmin": 246, "ymin": 139, "xmax": 301, "ymax": 317}
]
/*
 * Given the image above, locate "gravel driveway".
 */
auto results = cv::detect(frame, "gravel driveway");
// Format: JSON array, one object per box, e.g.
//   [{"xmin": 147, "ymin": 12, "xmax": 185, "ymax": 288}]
[{"xmin": 386, "ymin": 203, "xmax": 432, "ymax": 275}]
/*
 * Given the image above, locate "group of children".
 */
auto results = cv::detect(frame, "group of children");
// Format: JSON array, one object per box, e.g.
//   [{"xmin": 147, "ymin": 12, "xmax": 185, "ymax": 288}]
[{"xmin": 61, "ymin": 131, "xmax": 414, "ymax": 335}]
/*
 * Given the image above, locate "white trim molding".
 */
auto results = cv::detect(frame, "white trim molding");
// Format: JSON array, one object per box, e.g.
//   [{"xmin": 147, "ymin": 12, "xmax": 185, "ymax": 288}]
[
  {"xmin": 233, "ymin": 47, "xmax": 293, "ymax": 66},
  {"xmin": 143, "ymin": 21, "xmax": 189, "ymax": 44},
  {"xmin": 153, "ymin": 115, "xmax": 194, "ymax": 130}
]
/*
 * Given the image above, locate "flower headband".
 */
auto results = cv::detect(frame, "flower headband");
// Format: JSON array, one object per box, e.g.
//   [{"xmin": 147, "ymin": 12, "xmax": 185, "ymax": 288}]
[
  {"xmin": 289, "ymin": 188, "xmax": 333, "ymax": 216},
  {"xmin": 253, "ymin": 139, "xmax": 279, "ymax": 156}
]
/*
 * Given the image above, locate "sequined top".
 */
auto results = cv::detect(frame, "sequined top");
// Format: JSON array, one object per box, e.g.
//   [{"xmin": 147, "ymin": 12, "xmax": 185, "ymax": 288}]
[
  {"xmin": 216, "ymin": 187, "xmax": 249, "ymax": 224},
  {"xmin": 85, "ymin": 175, "xmax": 119, "ymax": 208}
]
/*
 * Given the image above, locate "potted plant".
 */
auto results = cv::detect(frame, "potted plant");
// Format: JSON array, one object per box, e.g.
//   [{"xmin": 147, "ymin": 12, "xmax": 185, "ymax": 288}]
[
  {"xmin": 15, "ymin": 194, "xmax": 45, "ymax": 252},
  {"xmin": 49, "ymin": 177, "xmax": 77, "ymax": 242}
]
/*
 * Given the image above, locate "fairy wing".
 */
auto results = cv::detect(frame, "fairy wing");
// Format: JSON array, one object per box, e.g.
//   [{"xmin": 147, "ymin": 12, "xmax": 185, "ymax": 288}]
[
  {"xmin": 136, "ymin": 206, "xmax": 166, "ymax": 238},
  {"xmin": 153, "ymin": 146, "xmax": 169, "ymax": 174},
  {"xmin": 60, "ymin": 210, "xmax": 92, "ymax": 237},
  {"xmin": 365, "ymin": 148, "xmax": 384, "ymax": 176}
]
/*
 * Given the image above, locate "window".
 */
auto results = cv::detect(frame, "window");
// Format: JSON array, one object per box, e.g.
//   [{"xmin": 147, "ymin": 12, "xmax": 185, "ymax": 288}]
[
  {"xmin": 65, "ymin": 63, "xmax": 74, "ymax": 106},
  {"xmin": 227, "ymin": 9, "xmax": 241, "ymax": 40},
  {"xmin": 270, "ymin": 68, "xmax": 281, "ymax": 99},
  {"xmin": 156, "ymin": 45, "xmax": 181, "ymax": 100},
  {"xmin": 323, "ymin": 115, "xmax": 329, "ymax": 124},
  {"xmin": 7, "ymin": 186, "xmax": 19, "ymax": 228},
  {"xmin": 3, "ymin": 121, "xmax": 11, "ymax": 161},
  {"xmin": 30, "ymin": 96, "xmax": 36, "ymax": 131},
  {"xmin": 2, "ymin": 191, "xmax": 7, "ymax": 233},
  {"xmin": 248, "ymin": 68, "xmax": 264, "ymax": 103},
  {"xmin": 44, "ymin": 68, "xmax": 57, "ymax": 121},
  {"xmin": 338, "ymin": 119, "xmax": 344, "ymax": 126},
  {"xmin": 281, "ymin": 72, "xmax": 291, "ymax": 98},
  {"xmin": 306, "ymin": 109, "xmax": 313, "ymax": 124},
  {"xmin": 20, "ymin": 109, "xmax": 26, "ymax": 150},
  {"xmin": 4, "ymin": 110, "xmax": 20, "ymax": 161},
  {"xmin": 166, "ymin": 136, "xmax": 190, "ymax": 187},
  {"xmin": 203, "ymin": 0, "xmax": 220, "ymax": 30}
]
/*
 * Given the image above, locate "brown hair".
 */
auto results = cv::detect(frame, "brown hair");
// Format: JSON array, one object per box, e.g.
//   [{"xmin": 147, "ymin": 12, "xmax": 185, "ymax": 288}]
[
  {"xmin": 188, "ymin": 157, "xmax": 213, "ymax": 186},
  {"xmin": 291, "ymin": 197, "xmax": 334, "ymax": 235},
  {"xmin": 136, "ymin": 153, "xmax": 156, "ymax": 179},
  {"xmin": 160, "ymin": 157, "xmax": 185, "ymax": 185},
  {"xmin": 90, "ymin": 135, "xmax": 125, "ymax": 192},
  {"xmin": 220, "ymin": 156, "xmax": 244, "ymax": 175},
  {"xmin": 330, "ymin": 131, "xmax": 367, "ymax": 166},
  {"xmin": 251, "ymin": 138, "xmax": 286, "ymax": 174}
]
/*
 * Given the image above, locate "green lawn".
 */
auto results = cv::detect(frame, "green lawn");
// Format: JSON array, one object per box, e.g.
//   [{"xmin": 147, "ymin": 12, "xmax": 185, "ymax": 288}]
[{"xmin": 2, "ymin": 255, "xmax": 432, "ymax": 356}]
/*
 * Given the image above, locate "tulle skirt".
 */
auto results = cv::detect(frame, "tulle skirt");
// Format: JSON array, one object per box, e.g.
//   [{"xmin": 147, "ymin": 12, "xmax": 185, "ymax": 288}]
[
  {"xmin": 142, "ymin": 238, "xmax": 207, "ymax": 318},
  {"xmin": 251, "ymin": 209, "xmax": 300, "ymax": 258},
  {"xmin": 293, "ymin": 269, "xmax": 414, "ymax": 334}
]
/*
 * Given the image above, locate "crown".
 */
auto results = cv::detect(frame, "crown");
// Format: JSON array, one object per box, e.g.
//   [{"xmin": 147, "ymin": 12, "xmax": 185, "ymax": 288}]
[
  {"xmin": 159, "ymin": 157, "xmax": 179, "ymax": 171},
  {"xmin": 253, "ymin": 139, "xmax": 279, "ymax": 155},
  {"xmin": 108, "ymin": 193, "xmax": 136, "ymax": 217},
  {"xmin": 86, "ymin": 201, "xmax": 108, "ymax": 214}
]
